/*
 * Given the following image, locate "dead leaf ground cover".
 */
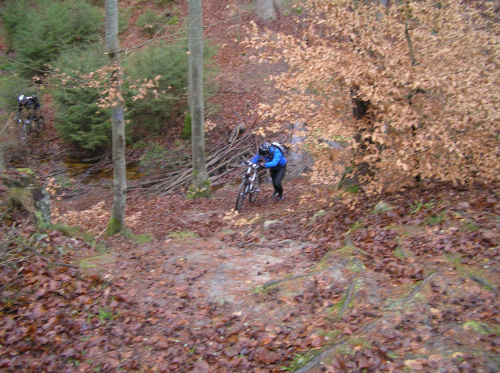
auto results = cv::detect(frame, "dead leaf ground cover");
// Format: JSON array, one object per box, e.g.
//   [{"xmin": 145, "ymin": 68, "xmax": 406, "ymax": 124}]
[
  {"xmin": 1, "ymin": 1, "xmax": 499, "ymax": 372},
  {"xmin": 1, "ymin": 177, "xmax": 499, "ymax": 372}
]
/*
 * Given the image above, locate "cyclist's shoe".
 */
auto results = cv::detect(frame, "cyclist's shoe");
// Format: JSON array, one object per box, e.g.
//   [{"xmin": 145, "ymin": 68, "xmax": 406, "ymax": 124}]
[{"xmin": 272, "ymin": 191, "xmax": 280, "ymax": 198}]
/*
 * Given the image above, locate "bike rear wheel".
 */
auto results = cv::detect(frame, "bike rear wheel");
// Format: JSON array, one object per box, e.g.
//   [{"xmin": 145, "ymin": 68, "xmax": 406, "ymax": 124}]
[
  {"xmin": 34, "ymin": 116, "xmax": 45, "ymax": 133},
  {"xmin": 249, "ymin": 174, "xmax": 260, "ymax": 203},
  {"xmin": 235, "ymin": 179, "xmax": 249, "ymax": 211}
]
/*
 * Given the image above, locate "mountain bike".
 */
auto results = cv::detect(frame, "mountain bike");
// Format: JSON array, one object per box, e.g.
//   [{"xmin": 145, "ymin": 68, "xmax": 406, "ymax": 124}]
[
  {"xmin": 235, "ymin": 160, "xmax": 262, "ymax": 211},
  {"xmin": 16, "ymin": 110, "xmax": 45, "ymax": 142}
]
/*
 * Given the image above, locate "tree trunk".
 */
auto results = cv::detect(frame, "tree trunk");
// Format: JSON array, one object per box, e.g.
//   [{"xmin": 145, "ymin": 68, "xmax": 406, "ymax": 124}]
[
  {"xmin": 188, "ymin": 0, "xmax": 210, "ymax": 197},
  {"xmin": 0, "ymin": 142, "xmax": 4, "ymax": 174},
  {"xmin": 105, "ymin": 0, "xmax": 127, "ymax": 234}
]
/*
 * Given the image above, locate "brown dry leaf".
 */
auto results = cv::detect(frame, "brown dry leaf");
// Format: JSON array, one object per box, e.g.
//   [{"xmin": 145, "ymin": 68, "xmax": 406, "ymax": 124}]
[
  {"xmin": 358, "ymin": 358, "xmax": 371, "ymax": 368},
  {"xmin": 223, "ymin": 347, "xmax": 239, "ymax": 358},
  {"xmin": 255, "ymin": 347, "xmax": 280, "ymax": 364},
  {"xmin": 342, "ymin": 327, "xmax": 353, "ymax": 335},
  {"xmin": 30, "ymin": 302, "xmax": 46, "ymax": 319},
  {"xmin": 190, "ymin": 360, "xmax": 210, "ymax": 373},
  {"xmin": 308, "ymin": 333, "xmax": 324, "ymax": 348},
  {"xmin": 404, "ymin": 359, "xmax": 424, "ymax": 370},
  {"xmin": 428, "ymin": 354, "xmax": 443, "ymax": 363},
  {"xmin": 258, "ymin": 335, "xmax": 274, "ymax": 346}
]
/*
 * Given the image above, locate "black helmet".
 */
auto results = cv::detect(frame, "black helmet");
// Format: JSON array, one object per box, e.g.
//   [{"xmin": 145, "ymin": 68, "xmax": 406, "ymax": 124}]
[{"xmin": 259, "ymin": 142, "xmax": 271, "ymax": 156}]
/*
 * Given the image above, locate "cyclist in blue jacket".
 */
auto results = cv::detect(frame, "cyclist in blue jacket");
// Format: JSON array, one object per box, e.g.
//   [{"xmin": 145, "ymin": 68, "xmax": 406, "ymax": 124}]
[{"xmin": 251, "ymin": 142, "xmax": 287, "ymax": 201}]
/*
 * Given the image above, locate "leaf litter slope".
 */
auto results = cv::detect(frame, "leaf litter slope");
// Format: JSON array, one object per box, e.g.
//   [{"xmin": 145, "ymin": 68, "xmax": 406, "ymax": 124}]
[
  {"xmin": 3, "ymin": 175, "xmax": 499, "ymax": 372},
  {"xmin": 107, "ymin": 182, "xmax": 500, "ymax": 372}
]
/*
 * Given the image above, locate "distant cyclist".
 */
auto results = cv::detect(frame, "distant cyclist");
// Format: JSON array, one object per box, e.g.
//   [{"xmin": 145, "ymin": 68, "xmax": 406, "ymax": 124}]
[
  {"xmin": 17, "ymin": 94, "xmax": 40, "ymax": 120},
  {"xmin": 250, "ymin": 142, "xmax": 287, "ymax": 201}
]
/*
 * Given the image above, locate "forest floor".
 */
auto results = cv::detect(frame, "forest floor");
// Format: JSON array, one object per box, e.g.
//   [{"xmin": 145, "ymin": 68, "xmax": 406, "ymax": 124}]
[
  {"xmin": 2, "ymin": 167, "xmax": 499, "ymax": 372},
  {"xmin": 1, "ymin": 0, "xmax": 499, "ymax": 372}
]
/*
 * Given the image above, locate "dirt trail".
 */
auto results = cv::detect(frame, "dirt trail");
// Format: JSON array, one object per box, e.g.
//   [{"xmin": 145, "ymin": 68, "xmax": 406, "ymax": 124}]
[
  {"xmin": 71, "ymin": 179, "xmax": 499, "ymax": 372},
  {"xmin": 87, "ymin": 179, "xmax": 321, "ymax": 322}
]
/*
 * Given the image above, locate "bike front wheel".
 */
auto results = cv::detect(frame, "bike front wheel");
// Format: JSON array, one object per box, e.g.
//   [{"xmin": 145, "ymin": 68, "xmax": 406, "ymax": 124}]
[
  {"xmin": 34, "ymin": 116, "xmax": 45, "ymax": 133},
  {"xmin": 18, "ymin": 123, "xmax": 28, "ymax": 142},
  {"xmin": 235, "ymin": 179, "xmax": 249, "ymax": 211},
  {"xmin": 249, "ymin": 174, "xmax": 260, "ymax": 203}
]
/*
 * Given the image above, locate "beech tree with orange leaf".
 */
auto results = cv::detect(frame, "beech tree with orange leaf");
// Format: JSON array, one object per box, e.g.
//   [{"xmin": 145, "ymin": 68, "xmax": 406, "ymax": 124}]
[{"xmin": 244, "ymin": 0, "xmax": 499, "ymax": 194}]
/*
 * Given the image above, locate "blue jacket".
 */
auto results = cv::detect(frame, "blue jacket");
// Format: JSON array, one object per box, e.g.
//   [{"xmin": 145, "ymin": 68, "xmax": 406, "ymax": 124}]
[{"xmin": 251, "ymin": 146, "xmax": 287, "ymax": 169}]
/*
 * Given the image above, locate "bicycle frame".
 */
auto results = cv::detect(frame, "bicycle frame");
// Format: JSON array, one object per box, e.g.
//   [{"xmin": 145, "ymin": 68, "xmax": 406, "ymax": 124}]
[
  {"xmin": 15, "ymin": 109, "xmax": 44, "ymax": 142},
  {"xmin": 235, "ymin": 162, "xmax": 261, "ymax": 211},
  {"xmin": 245, "ymin": 164, "xmax": 258, "ymax": 188}
]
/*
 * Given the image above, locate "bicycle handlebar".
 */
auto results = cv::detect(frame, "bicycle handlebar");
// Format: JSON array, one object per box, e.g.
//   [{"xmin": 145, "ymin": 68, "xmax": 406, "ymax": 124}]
[{"xmin": 244, "ymin": 156, "xmax": 264, "ymax": 165}]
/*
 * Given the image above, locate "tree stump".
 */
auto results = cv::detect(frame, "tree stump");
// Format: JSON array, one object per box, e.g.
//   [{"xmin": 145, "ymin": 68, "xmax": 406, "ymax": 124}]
[{"xmin": 1, "ymin": 168, "xmax": 51, "ymax": 228}]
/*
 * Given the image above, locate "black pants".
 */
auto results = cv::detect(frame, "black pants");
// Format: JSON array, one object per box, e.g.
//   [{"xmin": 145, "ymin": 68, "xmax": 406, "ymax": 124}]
[
  {"xmin": 19, "ymin": 107, "xmax": 40, "ymax": 121},
  {"xmin": 270, "ymin": 165, "xmax": 286, "ymax": 195}
]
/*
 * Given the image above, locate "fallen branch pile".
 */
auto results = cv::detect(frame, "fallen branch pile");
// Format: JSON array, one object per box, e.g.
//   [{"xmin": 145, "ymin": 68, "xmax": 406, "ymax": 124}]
[{"xmin": 129, "ymin": 119, "xmax": 269, "ymax": 195}]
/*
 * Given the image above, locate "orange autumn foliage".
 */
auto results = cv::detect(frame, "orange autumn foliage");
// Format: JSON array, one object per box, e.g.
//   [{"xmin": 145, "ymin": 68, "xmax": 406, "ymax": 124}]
[{"xmin": 244, "ymin": 0, "xmax": 499, "ymax": 193}]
